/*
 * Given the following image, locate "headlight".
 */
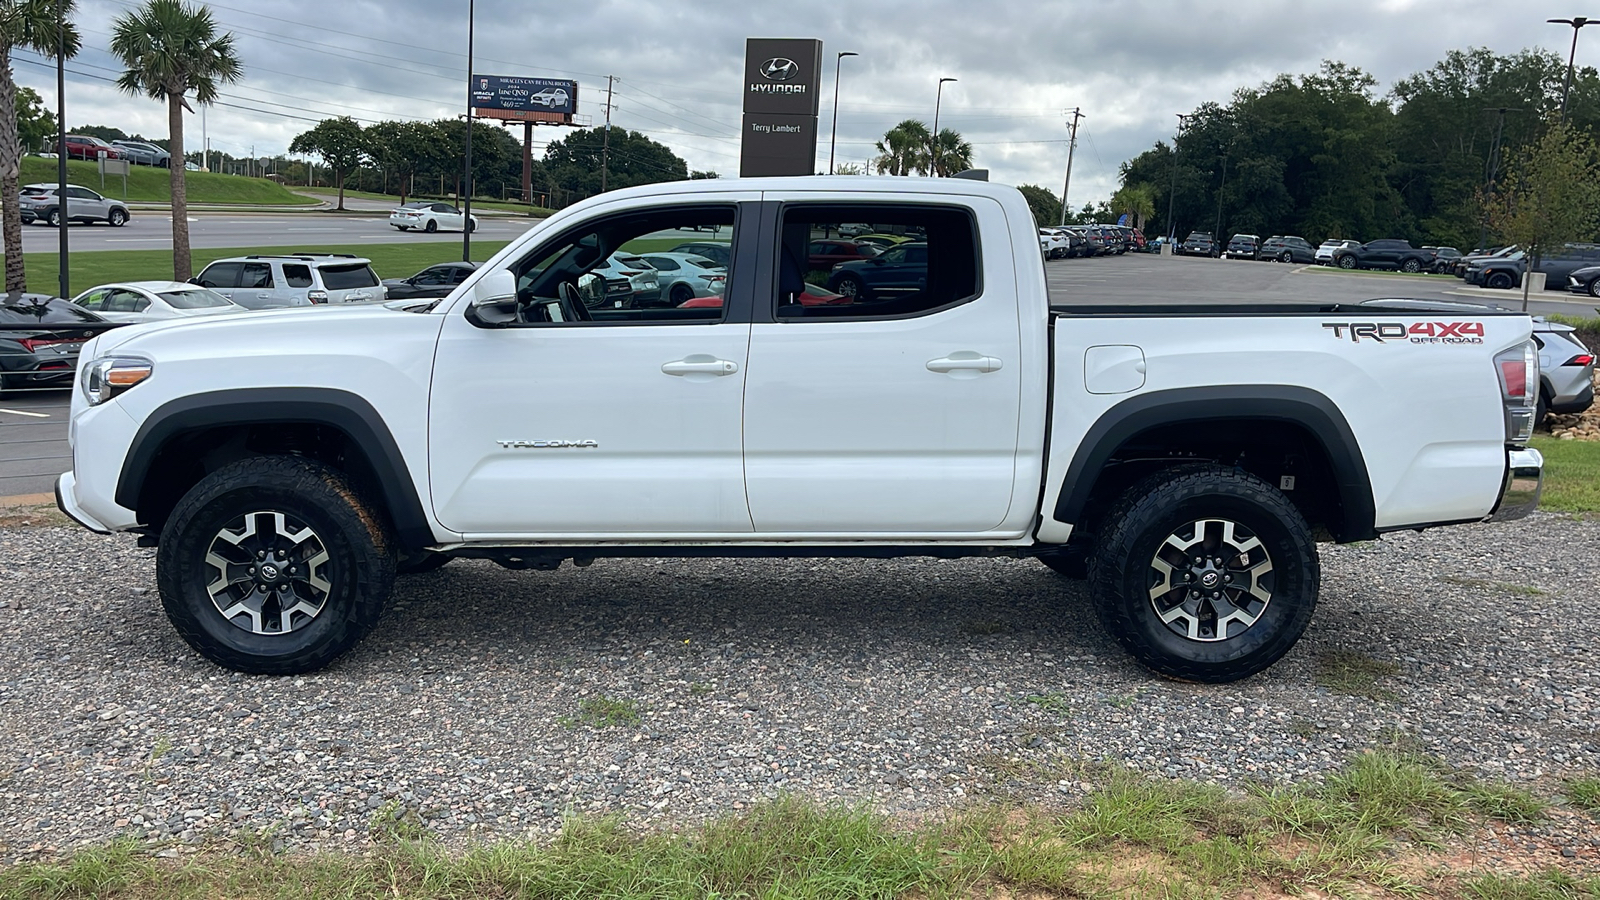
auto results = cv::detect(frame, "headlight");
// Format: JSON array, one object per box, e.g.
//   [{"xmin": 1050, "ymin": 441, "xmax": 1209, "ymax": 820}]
[{"xmin": 81, "ymin": 357, "xmax": 153, "ymax": 406}]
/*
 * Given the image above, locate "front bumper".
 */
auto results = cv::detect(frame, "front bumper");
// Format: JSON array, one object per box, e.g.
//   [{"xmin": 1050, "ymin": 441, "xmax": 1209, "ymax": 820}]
[
  {"xmin": 1486, "ymin": 448, "xmax": 1543, "ymax": 523},
  {"xmin": 55, "ymin": 472, "xmax": 111, "ymax": 534}
]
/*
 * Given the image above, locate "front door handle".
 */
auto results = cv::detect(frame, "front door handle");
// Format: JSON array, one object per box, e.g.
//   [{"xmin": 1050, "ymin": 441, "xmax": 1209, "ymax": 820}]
[
  {"xmin": 662, "ymin": 355, "xmax": 739, "ymax": 376},
  {"xmin": 927, "ymin": 352, "xmax": 1003, "ymax": 374}
]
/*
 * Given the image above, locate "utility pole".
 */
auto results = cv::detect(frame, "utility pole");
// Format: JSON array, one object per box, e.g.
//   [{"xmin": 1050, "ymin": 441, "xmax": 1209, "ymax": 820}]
[
  {"xmin": 1166, "ymin": 113, "xmax": 1193, "ymax": 244},
  {"xmin": 1214, "ymin": 145, "xmax": 1230, "ymax": 238},
  {"xmin": 1479, "ymin": 106, "xmax": 1516, "ymax": 252},
  {"xmin": 600, "ymin": 75, "xmax": 615, "ymax": 193},
  {"xmin": 1058, "ymin": 107, "xmax": 1082, "ymax": 226}
]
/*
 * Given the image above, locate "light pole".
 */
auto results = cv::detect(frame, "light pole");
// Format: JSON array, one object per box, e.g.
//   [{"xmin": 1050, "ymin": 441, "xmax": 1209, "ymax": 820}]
[
  {"xmin": 828, "ymin": 51, "xmax": 858, "ymax": 174},
  {"xmin": 462, "ymin": 0, "xmax": 475, "ymax": 263},
  {"xmin": 1165, "ymin": 113, "xmax": 1192, "ymax": 245},
  {"xmin": 931, "ymin": 77, "xmax": 956, "ymax": 176},
  {"xmin": 1550, "ymin": 17, "xmax": 1595, "ymax": 118},
  {"xmin": 55, "ymin": 0, "xmax": 68, "ymax": 298}
]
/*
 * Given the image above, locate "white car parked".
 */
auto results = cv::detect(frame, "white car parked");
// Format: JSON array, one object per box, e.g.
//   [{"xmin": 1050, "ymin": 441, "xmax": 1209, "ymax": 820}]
[
  {"xmin": 70, "ymin": 281, "xmax": 245, "ymax": 324},
  {"xmin": 636, "ymin": 252, "xmax": 728, "ymax": 304},
  {"xmin": 586, "ymin": 253, "xmax": 663, "ymax": 308},
  {"xmin": 389, "ymin": 201, "xmax": 479, "ymax": 234},
  {"xmin": 1315, "ymin": 239, "xmax": 1358, "ymax": 265},
  {"xmin": 1039, "ymin": 228, "xmax": 1069, "ymax": 259}
]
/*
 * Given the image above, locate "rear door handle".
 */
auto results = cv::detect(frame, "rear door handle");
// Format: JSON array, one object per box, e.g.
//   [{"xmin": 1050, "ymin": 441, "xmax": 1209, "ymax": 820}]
[
  {"xmin": 927, "ymin": 352, "xmax": 1003, "ymax": 374},
  {"xmin": 662, "ymin": 356, "xmax": 739, "ymax": 376}
]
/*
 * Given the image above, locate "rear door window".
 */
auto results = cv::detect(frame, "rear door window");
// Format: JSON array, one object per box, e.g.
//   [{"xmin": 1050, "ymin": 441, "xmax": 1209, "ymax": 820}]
[
  {"xmin": 240, "ymin": 263, "xmax": 274, "ymax": 289},
  {"xmin": 282, "ymin": 264, "xmax": 314, "ymax": 288}
]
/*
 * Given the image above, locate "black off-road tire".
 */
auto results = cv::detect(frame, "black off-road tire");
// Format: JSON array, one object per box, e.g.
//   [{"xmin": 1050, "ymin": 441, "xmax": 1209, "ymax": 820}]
[
  {"xmin": 1038, "ymin": 545, "xmax": 1089, "ymax": 579},
  {"xmin": 1486, "ymin": 271, "xmax": 1515, "ymax": 290},
  {"xmin": 157, "ymin": 456, "xmax": 395, "ymax": 675},
  {"xmin": 1088, "ymin": 464, "xmax": 1320, "ymax": 683},
  {"xmin": 396, "ymin": 551, "xmax": 453, "ymax": 575}
]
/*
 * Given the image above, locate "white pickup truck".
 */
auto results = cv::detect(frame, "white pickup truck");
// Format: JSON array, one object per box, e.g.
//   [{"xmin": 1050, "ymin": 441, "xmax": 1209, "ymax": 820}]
[{"xmin": 56, "ymin": 177, "xmax": 1544, "ymax": 683}]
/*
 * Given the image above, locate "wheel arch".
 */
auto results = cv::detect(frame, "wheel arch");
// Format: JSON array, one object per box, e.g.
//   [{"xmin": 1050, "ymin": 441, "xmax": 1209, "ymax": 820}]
[
  {"xmin": 116, "ymin": 388, "xmax": 434, "ymax": 551},
  {"xmin": 1051, "ymin": 385, "xmax": 1377, "ymax": 543}
]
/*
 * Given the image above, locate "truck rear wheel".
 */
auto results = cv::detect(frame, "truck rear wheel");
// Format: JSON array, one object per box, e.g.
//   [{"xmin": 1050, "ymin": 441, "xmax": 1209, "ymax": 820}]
[
  {"xmin": 1088, "ymin": 465, "xmax": 1319, "ymax": 683},
  {"xmin": 156, "ymin": 457, "xmax": 395, "ymax": 675}
]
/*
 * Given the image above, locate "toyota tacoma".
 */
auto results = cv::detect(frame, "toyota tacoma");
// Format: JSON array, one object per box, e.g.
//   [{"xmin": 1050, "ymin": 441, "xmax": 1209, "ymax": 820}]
[{"xmin": 56, "ymin": 177, "xmax": 1544, "ymax": 683}]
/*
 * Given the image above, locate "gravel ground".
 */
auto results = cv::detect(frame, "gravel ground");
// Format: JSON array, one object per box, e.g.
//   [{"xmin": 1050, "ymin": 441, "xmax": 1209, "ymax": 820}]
[{"xmin": 0, "ymin": 513, "xmax": 1597, "ymax": 861}]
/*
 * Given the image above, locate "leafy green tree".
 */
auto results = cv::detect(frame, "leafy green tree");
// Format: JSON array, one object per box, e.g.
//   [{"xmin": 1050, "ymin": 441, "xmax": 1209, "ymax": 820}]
[
  {"xmin": 1110, "ymin": 183, "xmax": 1156, "ymax": 230},
  {"xmin": 110, "ymin": 0, "xmax": 241, "ymax": 281},
  {"xmin": 929, "ymin": 127, "xmax": 973, "ymax": 177},
  {"xmin": 1016, "ymin": 184, "xmax": 1062, "ymax": 226},
  {"xmin": 289, "ymin": 116, "xmax": 365, "ymax": 209},
  {"xmin": 542, "ymin": 126, "xmax": 688, "ymax": 201},
  {"xmin": 1483, "ymin": 121, "xmax": 1600, "ymax": 309},
  {"xmin": 70, "ymin": 123, "xmax": 126, "ymax": 142},
  {"xmin": 874, "ymin": 119, "xmax": 929, "ymax": 176},
  {"xmin": 1, "ymin": 0, "xmax": 78, "ymax": 293},
  {"xmin": 363, "ymin": 120, "xmax": 444, "ymax": 204},
  {"xmin": 14, "ymin": 85, "xmax": 52, "ymax": 153}
]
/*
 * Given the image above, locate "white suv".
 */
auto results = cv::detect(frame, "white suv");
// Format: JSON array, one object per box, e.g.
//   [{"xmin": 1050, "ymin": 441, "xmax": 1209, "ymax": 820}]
[{"xmin": 193, "ymin": 254, "xmax": 387, "ymax": 309}]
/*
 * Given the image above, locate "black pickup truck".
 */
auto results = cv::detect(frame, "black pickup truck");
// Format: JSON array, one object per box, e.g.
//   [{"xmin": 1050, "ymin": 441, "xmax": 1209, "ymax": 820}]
[{"xmin": 1331, "ymin": 239, "xmax": 1436, "ymax": 273}]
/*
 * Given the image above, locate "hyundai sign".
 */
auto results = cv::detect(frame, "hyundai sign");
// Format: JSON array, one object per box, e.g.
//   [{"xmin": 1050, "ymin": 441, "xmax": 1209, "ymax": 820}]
[
  {"xmin": 471, "ymin": 75, "xmax": 578, "ymax": 115},
  {"xmin": 740, "ymin": 38, "xmax": 823, "ymax": 177}
]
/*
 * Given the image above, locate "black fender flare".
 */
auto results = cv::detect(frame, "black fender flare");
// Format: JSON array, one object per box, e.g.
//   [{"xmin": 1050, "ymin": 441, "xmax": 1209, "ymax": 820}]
[
  {"xmin": 116, "ymin": 387, "xmax": 435, "ymax": 550},
  {"xmin": 1051, "ymin": 385, "xmax": 1376, "ymax": 542}
]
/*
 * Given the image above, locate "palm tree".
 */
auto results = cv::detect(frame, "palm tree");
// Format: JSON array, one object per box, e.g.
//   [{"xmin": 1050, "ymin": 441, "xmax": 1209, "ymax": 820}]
[
  {"xmin": 110, "ymin": 0, "xmax": 240, "ymax": 281},
  {"xmin": 874, "ymin": 119, "xmax": 930, "ymax": 176},
  {"xmin": 929, "ymin": 128, "xmax": 973, "ymax": 178},
  {"xmin": 1, "ymin": 0, "xmax": 78, "ymax": 294}
]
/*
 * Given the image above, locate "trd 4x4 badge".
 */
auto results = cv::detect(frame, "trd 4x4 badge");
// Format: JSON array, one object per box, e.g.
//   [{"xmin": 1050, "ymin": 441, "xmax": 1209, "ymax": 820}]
[{"xmin": 1322, "ymin": 322, "xmax": 1485, "ymax": 344}]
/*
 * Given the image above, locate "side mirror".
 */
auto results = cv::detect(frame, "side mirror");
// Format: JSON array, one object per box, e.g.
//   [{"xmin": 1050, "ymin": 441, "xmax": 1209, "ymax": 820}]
[
  {"xmin": 577, "ymin": 272, "xmax": 604, "ymax": 305},
  {"xmin": 464, "ymin": 269, "xmax": 518, "ymax": 328},
  {"xmin": 188, "ymin": 277, "xmax": 201, "ymax": 285}
]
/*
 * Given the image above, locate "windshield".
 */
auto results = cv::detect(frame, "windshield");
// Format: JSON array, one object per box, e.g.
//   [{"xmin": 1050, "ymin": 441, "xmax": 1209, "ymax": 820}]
[
  {"xmin": 0, "ymin": 297, "xmax": 103, "ymax": 325},
  {"xmin": 319, "ymin": 264, "xmax": 380, "ymax": 290},
  {"xmin": 159, "ymin": 288, "xmax": 233, "ymax": 309}
]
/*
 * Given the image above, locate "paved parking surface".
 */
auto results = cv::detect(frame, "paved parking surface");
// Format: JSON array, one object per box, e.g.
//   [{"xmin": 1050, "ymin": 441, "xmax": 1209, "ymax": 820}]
[
  {"xmin": 18, "ymin": 213, "xmax": 539, "ymax": 253},
  {"xmin": 0, "ymin": 392, "xmax": 69, "ymax": 499}
]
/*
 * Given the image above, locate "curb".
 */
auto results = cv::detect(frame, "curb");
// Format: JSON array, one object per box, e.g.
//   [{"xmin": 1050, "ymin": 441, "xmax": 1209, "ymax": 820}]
[{"xmin": 0, "ymin": 493, "xmax": 54, "ymax": 507}]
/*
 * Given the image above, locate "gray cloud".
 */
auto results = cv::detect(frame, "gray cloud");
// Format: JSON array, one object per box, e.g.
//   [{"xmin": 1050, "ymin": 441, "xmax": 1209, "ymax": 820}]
[{"xmin": 14, "ymin": 0, "xmax": 1591, "ymax": 204}]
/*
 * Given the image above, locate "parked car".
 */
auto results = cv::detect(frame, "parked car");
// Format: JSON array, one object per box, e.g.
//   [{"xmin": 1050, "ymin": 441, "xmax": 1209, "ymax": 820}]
[
  {"xmin": 1060, "ymin": 227, "xmax": 1093, "ymax": 257},
  {"xmin": 55, "ymin": 175, "xmax": 1545, "ymax": 685},
  {"xmin": 0, "ymin": 294, "xmax": 121, "ymax": 393},
  {"xmin": 1038, "ymin": 228, "xmax": 1070, "ymax": 259},
  {"xmin": 1564, "ymin": 264, "xmax": 1600, "ymax": 297},
  {"xmin": 61, "ymin": 135, "xmax": 121, "ymax": 161},
  {"xmin": 827, "ymin": 241, "xmax": 927, "ymax": 300},
  {"xmin": 1180, "ymin": 231, "xmax": 1220, "ymax": 257},
  {"xmin": 1423, "ymin": 246, "xmax": 1462, "ymax": 274},
  {"xmin": 853, "ymin": 233, "xmax": 913, "ymax": 251},
  {"xmin": 588, "ymin": 253, "xmax": 663, "ymax": 308},
  {"xmin": 837, "ymin": 223, "xmax": 871, "ymax": 237},
  {"xmin": 389, "ymin": 201, "xmax": 478, "ymax": 233},
  {"xmin": 1535, "ymin": 321, "xmax": 1596, "ymax": 425},
  {"xmin": 110, "ymin": 140, "xmax": 170, "ymax": 167},
  {"xmin": 1314, "ymin": 239, "xmax": 1357, "ymax": 265},
  {"xmin": 637, "ymin": 252, "xmax": 728, "ymax": 304},
  {"xmin": 70, "ymin": 282, "xmax": 245, "ymax": 324},
  {"xmin": 807, "ymin": 239, "xmax": 878, "ymax": 270},
  {"xmin": 17, "ymin": 183, "xmax": 130, "ymax": 227},
  {"xmin": 1224, "ymin": 234, "xmax": 1260, "ymax": 260},
  {"xmin": 382, "ymin": 262, "xmax": 481, "ymax": 301},
  {"xmin": 1259, "ymin": 235, "xmax": 1317, "ymax": 264},
  {"xmin": 679, "ymin": 286, "xmax": 850, "ymax": 309},
  {"xmin": 1471, "ymin": 244, "xmax": 1600, "ymax": 290},
  {"xmin": 1331, "ymin": 239, "xmax": 1436, "ymax": 273},
  {"xmin": 1127, "ymin": 228, "xmax": 1149, "ymax": 252},
  {"xmin": 194, "ymin": 254, "xmax": 386, "ymax": 308},
  {"xmin": 668, "ymin": 241, "xmax": 733, "ymax": 268},
  {"xmin": 1452, "ymin": 245, "xmax": 1519, "ymax": 278}
]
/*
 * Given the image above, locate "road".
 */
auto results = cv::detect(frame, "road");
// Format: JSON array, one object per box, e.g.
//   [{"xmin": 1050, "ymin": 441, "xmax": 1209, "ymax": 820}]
[
  {"xmin": 2, "ymin": 252, "xmax": 1593, "ymax": 499},
  {"xmin": 18, "ymin": 213, "xmax": 540, "ymax": 253}
]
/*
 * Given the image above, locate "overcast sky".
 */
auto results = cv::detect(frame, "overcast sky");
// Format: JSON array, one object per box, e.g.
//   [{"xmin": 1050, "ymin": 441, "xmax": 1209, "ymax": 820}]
[{"xmin": 13, "ymin": 0, "xmax": 1595, "ymax": 203}]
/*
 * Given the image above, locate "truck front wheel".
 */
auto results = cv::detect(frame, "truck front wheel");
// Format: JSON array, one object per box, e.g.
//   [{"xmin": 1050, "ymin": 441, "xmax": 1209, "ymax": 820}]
[
  {"xmin": 156, "ymin": 457, "xmax": 395, "ymax": 675},
  {"xmin": 1088, "ymin": 465, "xmax": 1319, "ymax": 683}
]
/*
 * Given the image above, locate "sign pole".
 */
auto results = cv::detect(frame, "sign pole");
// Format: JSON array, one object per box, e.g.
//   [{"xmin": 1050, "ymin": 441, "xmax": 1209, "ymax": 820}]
[{"xmin": 462, "ymin": 0, "xmax": 474, "ymax": 263}]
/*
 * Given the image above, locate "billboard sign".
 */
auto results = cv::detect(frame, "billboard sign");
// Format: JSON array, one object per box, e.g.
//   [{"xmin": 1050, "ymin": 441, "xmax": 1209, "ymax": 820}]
[{"xmin": 471, "ymin": 75, "xmax": 578, "ymax": 115}]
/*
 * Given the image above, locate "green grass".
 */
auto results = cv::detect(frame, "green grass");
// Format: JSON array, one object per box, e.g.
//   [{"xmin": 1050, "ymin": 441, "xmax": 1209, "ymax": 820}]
[
  {"xmin": 562, "ymin": 695, "xmax": 642, "ymax": 729},
  {"xmin": 18, "ymin": 157, "xmax": 316, "ymax": 206},
  {"xmin": 14, "ymin": 242, "xmax": 512, "ymax": 293},
  {"xmin": 1530, "ymin": 437, "xmax": 1600, "ymax": 514},
  {"xmin": 1315, "ymin": 649, "xmax": 1401, "ymax": 701},
  {"xmin": 0, "ymin": 749, "xmax": 1580, "ymax": 900},
  {"xmin": 1567, "ymin": 775, "xmax": 1600, "ymax": 813}
]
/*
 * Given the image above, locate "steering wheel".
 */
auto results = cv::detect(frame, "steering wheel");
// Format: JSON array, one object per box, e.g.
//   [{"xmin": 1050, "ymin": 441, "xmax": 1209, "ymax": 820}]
[{"xmin": 556, "ymin": 281, "xmax": 592, "ymax": 322}]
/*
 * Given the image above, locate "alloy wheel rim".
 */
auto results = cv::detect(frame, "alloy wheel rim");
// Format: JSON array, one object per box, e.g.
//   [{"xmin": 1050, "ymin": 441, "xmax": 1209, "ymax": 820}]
[
  {"xmin": 204, "ymin": 510, "xmax": 333, "ymax": 635},
  {"xmin": 1147, "ymin": 518, "xmax": 1274, "ymax": 642}
]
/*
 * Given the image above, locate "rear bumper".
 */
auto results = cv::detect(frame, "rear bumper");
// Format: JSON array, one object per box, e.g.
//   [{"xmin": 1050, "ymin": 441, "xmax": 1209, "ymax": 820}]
[
  {"xmin": 1549, "ymin": 383, "xmax": 1595, "ymax": 414},
  {"xmin": 55, "ymin": 472, "xmax": 111, "ymax": 534},
  {"xmin": 1486, "ymin": 448, "xmax": 1543, "ymax": 523}
]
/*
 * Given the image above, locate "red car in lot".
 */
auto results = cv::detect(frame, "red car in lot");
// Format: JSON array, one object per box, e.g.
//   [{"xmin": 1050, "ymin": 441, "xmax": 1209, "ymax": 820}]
[
  {"xmin": 807, "ymin": 239, "xmax": 879, "ymax": 270},
  {"xmin": 62, "ymin": 135, "xmax": 122, "ymax": 161},
  {"xmin": 680, "ymin": 287, "xmax": 850, "ymax": 308}
]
